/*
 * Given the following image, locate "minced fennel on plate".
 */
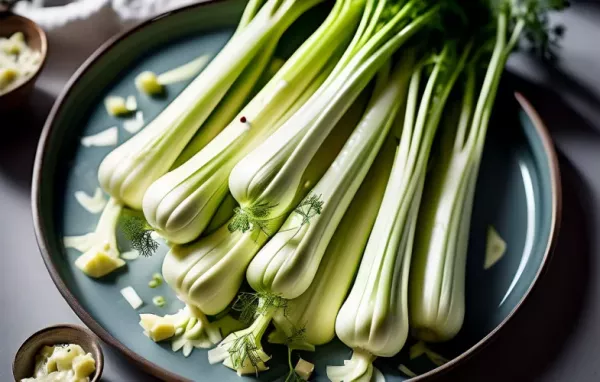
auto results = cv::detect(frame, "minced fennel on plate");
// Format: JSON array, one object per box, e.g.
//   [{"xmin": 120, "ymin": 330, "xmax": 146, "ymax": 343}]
[{"xmin": 21, "ymin": 344, "xmax": 95, "ymax": 382}]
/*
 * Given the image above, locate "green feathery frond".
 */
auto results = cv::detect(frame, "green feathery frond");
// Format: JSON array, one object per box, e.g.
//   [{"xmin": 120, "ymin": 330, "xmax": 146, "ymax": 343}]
[
  {"xmin": 228, "ymin": 202, "xmax": 278, "ymax": 234},
  {"xmin": 293, "ymin": 193, "xmax": 324, "ymax": 226},
  {"xmin": 120, "ymin": 214, "xmax": 159, "ymax": 257},
  {"xmin": 232, "ymin": 291, "xmax": 288, "ymax": 325}
]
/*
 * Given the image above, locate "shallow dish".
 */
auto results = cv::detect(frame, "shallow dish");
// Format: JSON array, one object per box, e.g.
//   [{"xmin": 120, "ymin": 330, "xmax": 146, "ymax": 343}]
[
  {"xmin": 12, "ymin": 324, "xmax": 104, "ymax": 381},
  {"xmin": 31, "ymin": 0, "xmax": 561, "ymax": 380}
]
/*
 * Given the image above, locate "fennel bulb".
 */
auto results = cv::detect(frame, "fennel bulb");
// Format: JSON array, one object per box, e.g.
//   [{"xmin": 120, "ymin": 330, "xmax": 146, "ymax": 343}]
[
  {"xmin": 160, "ymin": 214, "xmax": 285, "ymax": 349},
  {"xmin": 409, "ymin": 0, "xmax": 567, "ymax": 342},
  {"xmin": 329, "ymin": 43, "xmax": 472, "ymax": 381},
  {"xmin": 208, "ymin": 59, "xmax": 410, "ymax": 376},
  {"xmin": 162, "ymin": 76, "xmax": 366, "ymax": 363}
]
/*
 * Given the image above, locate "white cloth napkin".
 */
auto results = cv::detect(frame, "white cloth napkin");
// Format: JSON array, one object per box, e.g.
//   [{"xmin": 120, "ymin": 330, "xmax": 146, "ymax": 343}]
[
  {"xmin": 14, "ymin": 0, "xmax": 198, "ymax": 29},
  {"xmin": 11, "ymin": 0, "xmax": 201, "ymax": 96}
]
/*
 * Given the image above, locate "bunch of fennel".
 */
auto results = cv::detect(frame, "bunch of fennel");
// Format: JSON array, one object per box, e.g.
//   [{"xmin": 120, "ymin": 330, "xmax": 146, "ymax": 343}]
[
  {"xmin": 409, "ymin": 0, "xmax": 568, "ymax": 342},
  {"xmin": 142, "ymin": 0, "xmax": 363, "ymax": 244},
  {"xmin": 157, "ymin": 87, "xmax": 368, "ymax": 351},
  {"xmin": 227, "ymin": 0, "xmax": 442, "ymax": 233},
  {"xmin": 98, "ymin": 0, "xmax": 323, "ymax": 210},
  {"xmin": 328, "ymin": 42, "xmax": 472, "ymax": 381},
  {"xmin": 208, "ymin": 57, "xmax": 413, "ymax": 374}
]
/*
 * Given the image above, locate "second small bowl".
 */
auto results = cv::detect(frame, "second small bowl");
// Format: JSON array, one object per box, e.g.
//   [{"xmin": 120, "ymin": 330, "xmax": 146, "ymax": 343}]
[
  {"xmin": 12, "ymin": 324, "xmax": 104, "ymax": 381},
  {"xmin": 0, "ymin": 10, "xmax": 48, "ymax": 112}
]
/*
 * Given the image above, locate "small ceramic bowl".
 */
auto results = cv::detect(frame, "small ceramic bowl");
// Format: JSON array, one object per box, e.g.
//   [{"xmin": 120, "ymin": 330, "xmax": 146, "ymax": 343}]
[
  {"xmin": 0, "ymin": 7, "xmax": 48, "ymax": 112},
  {"xmin": 12, "ymin": 324, "xmax": 104, "ymax": 381}
]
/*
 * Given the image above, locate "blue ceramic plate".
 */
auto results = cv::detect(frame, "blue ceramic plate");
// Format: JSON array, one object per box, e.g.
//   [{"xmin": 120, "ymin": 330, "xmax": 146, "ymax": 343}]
[{"xmin": 32, "ymin": 1, "xmax": 561, "ymax": 381}]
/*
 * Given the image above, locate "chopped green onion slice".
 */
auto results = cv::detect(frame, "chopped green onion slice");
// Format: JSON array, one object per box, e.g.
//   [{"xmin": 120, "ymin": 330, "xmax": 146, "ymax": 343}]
[
  {"xmin": 148, "ymin": 280, "xmax": 159, "ymax": 288},
  {"xmin": 153, "ymin": 295, "xmax": 166, "ymax": 307},
  {"xmin": 152, "ymin": 273, "xmax": 163, "ymax": 282},
  {"xmin": 485, "ymin": 225, "xmax": 507, "ymax": 269}
]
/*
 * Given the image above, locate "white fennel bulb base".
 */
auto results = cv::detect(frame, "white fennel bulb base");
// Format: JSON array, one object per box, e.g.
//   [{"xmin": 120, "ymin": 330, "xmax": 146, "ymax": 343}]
[{"xmin": 326, "ymin": 349, "xmax": 376, "ymax": 382}]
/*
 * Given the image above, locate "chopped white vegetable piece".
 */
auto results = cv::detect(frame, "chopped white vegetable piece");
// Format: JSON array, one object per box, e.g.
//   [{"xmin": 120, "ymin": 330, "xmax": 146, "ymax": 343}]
[
  {"xmin": 123, "ymin": 111, "xmax": 145, "ymax": 134},
  {"xmin": 121, "ymin": 249, "xmax": 140, "ymax": 261},
  {"xmin": 64, "ymin": 233, "xmax": 96, "ymax": 253},
  {"xmin": 81, "ymin": 127, "xmax": 118, "ymax": 147},
  {"xmin": 485, "ymin": 225, "xmax": 507, "ymax": 269},
  {"xmin": 398, "ymin": 364, "xmax": 417, "ymax": 378},
  {"xmin": 126, "ymin": 95, "xmax": 137, "ymax": 111},
  {"xmin": 74, "ymin": 187, "xmax": 107, "ymax": 214},
  {"xmin": 157, "ymin": 54, "xmax": 211, "ymax": 85},
  {"xmin": 295, "ymin": 358, "xmax": 315, "ymax": 381},
  {"xmin": 104, "ymin": 96, "xmax": 129, "ymax": 116},
  {"xmin": 121, "ymin": 286, "xmax": 143, "ymax": 309}
]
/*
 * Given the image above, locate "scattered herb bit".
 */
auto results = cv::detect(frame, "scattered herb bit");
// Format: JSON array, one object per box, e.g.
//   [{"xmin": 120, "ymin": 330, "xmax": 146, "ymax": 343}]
[{"xmin": 228, "ymin": 202, "xmax": 278, "ymax": 235}]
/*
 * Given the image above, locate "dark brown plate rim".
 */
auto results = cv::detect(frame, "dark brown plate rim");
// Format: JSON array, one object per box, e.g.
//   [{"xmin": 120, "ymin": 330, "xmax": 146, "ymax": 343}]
[{"xmin": 31, "ymin": 1, "xmax": 562, "ymax": 380}]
